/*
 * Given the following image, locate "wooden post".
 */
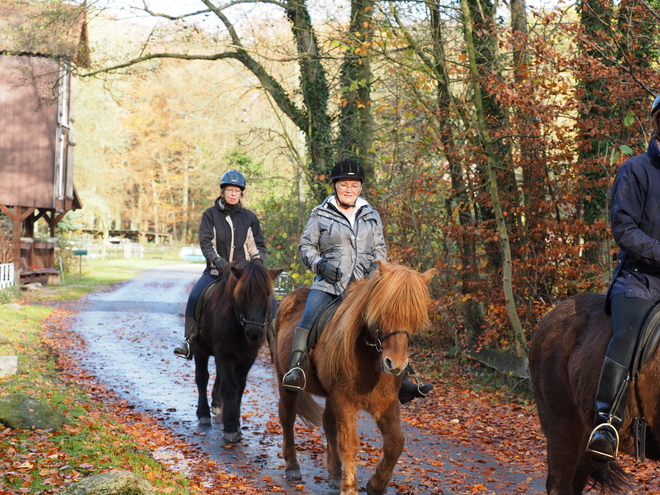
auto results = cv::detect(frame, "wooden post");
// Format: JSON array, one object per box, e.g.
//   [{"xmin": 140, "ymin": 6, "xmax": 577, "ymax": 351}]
[{"xmin": 0, "ymin": 205, "xmax": 36, "ymax": 282}]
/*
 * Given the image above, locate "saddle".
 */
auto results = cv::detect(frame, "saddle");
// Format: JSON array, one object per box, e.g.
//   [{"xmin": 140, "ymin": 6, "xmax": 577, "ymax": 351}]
[
  {"xmin": 307, "ymin": 296, "xmax": 342, "ymax": 350},
  {"xmin": 194, "ymin": 279, "xmax": 221, "ymax": 323},
  {"xmin": 630, "ymin": 302, "xmax": 660, "ymax": 460}
]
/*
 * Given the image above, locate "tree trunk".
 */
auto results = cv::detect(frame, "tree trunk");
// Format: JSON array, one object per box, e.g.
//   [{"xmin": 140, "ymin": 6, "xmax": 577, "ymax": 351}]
[
  {"xmin": 337, "ymin": 0, "xmax": 375, "ymax": 180},
  {"xmin": 461, "ymin": 0, "xmax": 527, "ymax": 358}
]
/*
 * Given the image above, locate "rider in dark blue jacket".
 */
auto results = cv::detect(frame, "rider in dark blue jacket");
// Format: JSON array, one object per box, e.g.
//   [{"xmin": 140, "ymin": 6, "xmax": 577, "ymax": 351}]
[{"xmin": 587, "ymin": 95, "xmax": 660, "ymax": 462}]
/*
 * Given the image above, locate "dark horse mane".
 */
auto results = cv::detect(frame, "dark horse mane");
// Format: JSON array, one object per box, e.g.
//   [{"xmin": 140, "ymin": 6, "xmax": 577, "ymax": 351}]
[
  {"xmin": 211, "ymin": 260, "xmax": 275, "ymax": 319},
  {"xmin": 323, "ymin": 263, "xmax": 432, "ymax": 380}
]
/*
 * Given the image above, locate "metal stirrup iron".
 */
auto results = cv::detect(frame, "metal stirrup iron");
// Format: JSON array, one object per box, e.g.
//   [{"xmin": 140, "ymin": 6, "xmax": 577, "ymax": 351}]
[
  {"xmin": 586, "ymin": 423, "xmax": 620, "ymax": 460},
  {"xmin": 282, "ymin": 367, "xmax": 307, "ymax": 392}
]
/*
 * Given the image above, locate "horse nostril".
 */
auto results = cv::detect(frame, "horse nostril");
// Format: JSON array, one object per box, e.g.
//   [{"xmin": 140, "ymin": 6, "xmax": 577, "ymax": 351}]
[
  {"xmin": 383, "ymin": 357, "xmax": 394, "ymax": 372},
  {"xmin": 246, "ymin": 328, "xmax": 263, "ymax": 342}
]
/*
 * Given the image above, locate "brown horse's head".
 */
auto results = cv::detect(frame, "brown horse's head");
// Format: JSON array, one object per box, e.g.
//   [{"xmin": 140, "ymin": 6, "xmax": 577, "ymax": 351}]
[
  {"xmin": 330, "ymin": 261, "xmax": 435, "ymax": 378},
  {"xmin": 225, "ymin": 260, "xmax": 283, "ymax": 343}
]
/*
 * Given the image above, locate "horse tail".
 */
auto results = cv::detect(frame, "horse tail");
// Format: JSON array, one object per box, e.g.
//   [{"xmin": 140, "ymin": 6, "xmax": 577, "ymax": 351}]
[
  {"xmin": 295, "ymin": 391, "xmax": 323, "ymax": 427},
  {"xmin": 586, "ymin": 462, "xmax": 630, "ymax": 494}
]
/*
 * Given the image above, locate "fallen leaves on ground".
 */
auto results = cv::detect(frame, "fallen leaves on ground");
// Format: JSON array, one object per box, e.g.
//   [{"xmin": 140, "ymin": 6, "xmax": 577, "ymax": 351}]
[{"xmin": 6, "ymin": 305, "xmax": 660, "ymax": 494}]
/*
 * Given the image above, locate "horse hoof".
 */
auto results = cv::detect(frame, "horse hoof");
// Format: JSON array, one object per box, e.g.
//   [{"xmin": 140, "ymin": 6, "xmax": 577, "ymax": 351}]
[
  {"xmin": 366, "ymin": 480, "xmax": 385, "ymax": 495},
  {"xmin": 286, "ymin": 468, "xmax": 302, "ymax": 481},
  {"xmin": 223, "ymin": 431, "xmax": 242, "ymax": 443},
  {"xmin": 328, "ymin": 477, "xmax": 341, "ymax": 489},
  {"xmin": 198, "ymin": 416, "xmax": 212, "ymax": 426}
]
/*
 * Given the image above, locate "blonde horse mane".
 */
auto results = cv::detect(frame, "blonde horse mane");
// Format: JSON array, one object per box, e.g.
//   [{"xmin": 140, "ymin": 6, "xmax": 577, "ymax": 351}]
[{"xmin": 323, "ymin": 263, "xmax": 433, "ymax": 379}]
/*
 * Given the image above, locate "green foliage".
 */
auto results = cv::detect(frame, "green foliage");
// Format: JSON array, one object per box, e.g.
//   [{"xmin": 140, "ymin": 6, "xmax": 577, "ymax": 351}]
[
  {"xmin": 0, "ymin": 286, "xmax": 20, "ymax": 305},
  {"xmin": 0, "ymin": 276, "xmax": 192, "ymax": 493}
]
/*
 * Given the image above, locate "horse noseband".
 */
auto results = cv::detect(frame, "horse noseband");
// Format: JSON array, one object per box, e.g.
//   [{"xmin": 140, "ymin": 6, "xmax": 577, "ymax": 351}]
[
  {"xmin": 364, "ymin": 328, "xmax": 411, "ymax": 353},
  {"xmin": 237, "ymin": 312, "xmax": 267, "ymax": 329}
]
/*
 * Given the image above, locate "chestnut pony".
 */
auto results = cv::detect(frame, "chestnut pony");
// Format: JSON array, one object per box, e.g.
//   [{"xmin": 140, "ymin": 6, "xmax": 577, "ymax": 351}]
[
  {"xmin": 273, "ymin": 261, "xmax": 435, "ymax": 495},
  {"xmin": 530, "ymin": 292, "xmax": 660, "ymax": 494},
  {"xmin": 194, "ymin": 260, "xmax": 282, "ymax": 442}
]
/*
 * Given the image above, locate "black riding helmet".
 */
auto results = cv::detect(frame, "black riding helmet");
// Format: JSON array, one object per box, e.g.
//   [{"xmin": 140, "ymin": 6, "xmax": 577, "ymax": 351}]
[
  {"xmin": 220, "ymin": 170, "xmax": 246, "ymax": 190},
  {"xmin": 331, "ymin": 159, "xmax": 365, "ymax": 183},
  {"xmin": 652, "ymin": 94, "xmax": 660, "ymax": 117}
]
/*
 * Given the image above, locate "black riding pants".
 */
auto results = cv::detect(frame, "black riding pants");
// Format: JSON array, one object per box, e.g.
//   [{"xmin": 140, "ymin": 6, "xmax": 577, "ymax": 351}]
[{"xmin": 607, "ymin": 293, "xmax": 656, "ymax": 367}]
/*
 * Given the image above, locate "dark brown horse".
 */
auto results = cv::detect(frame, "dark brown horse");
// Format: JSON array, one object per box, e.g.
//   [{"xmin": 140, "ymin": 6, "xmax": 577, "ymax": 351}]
[
  {"xmin": 194, "ymin": 260, "xmax": 282, "ymax": 442},
  {"xmin": 273, "ymin": 261, "xmax": 435, "ymax": 495},
  {"xmin": 530, "ymin": 292, "xmax": 660, "ymax": 494}
]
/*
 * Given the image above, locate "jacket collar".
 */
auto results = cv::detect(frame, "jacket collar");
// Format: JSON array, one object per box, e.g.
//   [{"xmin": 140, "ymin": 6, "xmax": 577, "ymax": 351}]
[{"xmin": 215, "ymin": 196, "xmax": 242, "ymax": 214}]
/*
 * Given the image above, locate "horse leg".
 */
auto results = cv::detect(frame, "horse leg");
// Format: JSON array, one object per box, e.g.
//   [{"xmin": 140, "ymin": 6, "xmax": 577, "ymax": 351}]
[
  {"xmin": 366, "ymin": 403, "xmax": 404, "ymax": 495},
  {"xmin": 541, "ymin": 407, "xmax": 588, "ymax": 495},
  {"xmin": 194, "ymin": 354, "xmax": 211, "ymax": 425},
  {"xmin": 279, "ymin": 389, "xmax": 302, "ymax": 480},
  {"xmin": 217, "ymin": 360, "xmax": 244, "ymax": 443},
  {"xmin": 211, "ymin": 375, "xmax": 222, "ymax": 416},
  {"xmin": 333, "ymin": 400, "xmax": 360, "ymax": 495},
  {"xmin": 323, "ymin": 401, "xmax": 342, "ymax": 489}
]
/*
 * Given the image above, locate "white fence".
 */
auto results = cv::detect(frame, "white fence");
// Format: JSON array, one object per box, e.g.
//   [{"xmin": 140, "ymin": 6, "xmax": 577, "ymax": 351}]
[{"xmin": 0, "ymin": 263, "xmax": 14, "ymax": 289}]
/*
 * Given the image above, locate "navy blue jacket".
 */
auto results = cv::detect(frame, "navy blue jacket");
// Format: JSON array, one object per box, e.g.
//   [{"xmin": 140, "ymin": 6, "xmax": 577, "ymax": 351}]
[{"xmin": 606, "ymin": 138, "xmax": 660, "ymax": 312}]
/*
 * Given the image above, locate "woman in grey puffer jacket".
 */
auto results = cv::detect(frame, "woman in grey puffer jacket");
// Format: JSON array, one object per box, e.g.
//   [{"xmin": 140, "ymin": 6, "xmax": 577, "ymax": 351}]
[{"xmin": 282, "ymin": 159, "xmax": 433, "ymax": 404}]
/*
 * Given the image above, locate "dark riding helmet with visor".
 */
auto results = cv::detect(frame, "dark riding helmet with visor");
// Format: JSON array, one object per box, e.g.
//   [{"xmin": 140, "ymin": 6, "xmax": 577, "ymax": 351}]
[
  {"xmin": 220, "ymin": 170, "xmax": 246, "ymax": 190},
  {"xmin": 331, "ymin": 159, "xmax": 365, "ymax": 184}
]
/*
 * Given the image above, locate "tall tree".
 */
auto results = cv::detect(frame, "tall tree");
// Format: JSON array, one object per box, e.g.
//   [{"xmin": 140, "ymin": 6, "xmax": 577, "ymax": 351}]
[
  {"xmin": 460, "ymin": 0, "xmax": 526, "ymax": 357},
  {"xmin": 337, "ymin": 0, "xmax": 375, "ymax": 176},
  {"xmin": 80, "ymin": 0, "xmax": 385, "ymax": 202}
]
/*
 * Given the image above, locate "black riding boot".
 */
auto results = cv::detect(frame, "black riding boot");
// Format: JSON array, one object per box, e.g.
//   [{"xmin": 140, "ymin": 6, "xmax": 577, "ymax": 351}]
[
  {"xmin": 282, "ymin": 327, "xmax": 310, "ymax": 393},
  {"xmin": 173, "ymin": 316, "xmax": 198, "ymax": 360},
  {"xmin": 399, "ymin": 364, "xmax": 433, "ymax": 404},
  {"xmin": 586, "ymin": 357, "xmax": 630, "ymax": 462}
]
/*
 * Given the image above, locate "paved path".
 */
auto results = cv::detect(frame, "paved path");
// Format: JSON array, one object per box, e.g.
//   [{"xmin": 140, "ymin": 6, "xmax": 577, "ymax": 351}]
[{"xmin": 63, "ymin": 263, "xmax": 546, "ymax": 494}]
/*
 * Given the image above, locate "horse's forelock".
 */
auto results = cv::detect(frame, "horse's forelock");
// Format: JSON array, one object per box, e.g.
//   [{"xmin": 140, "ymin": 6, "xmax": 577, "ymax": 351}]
[
  {"xmin": 364, "ymin": 265, "xmax": 431, "ymax": 332},
  {"xmin": 327, "ymin": 264, "xmax": 431, "ymax": 377},
  {"xmin": 232, "ymin": 262, "xmax": 273, "ymax": 305}
]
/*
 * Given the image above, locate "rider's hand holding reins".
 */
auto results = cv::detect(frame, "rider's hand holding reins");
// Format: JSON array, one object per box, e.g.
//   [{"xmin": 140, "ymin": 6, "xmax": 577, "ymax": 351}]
[
  {"xmin": 318, "ymin": 259, "xmax": 342, "ymax": 283},
  {"xmin": 213, "ymin": 256, "xmax": 229, "ymax": 270}
]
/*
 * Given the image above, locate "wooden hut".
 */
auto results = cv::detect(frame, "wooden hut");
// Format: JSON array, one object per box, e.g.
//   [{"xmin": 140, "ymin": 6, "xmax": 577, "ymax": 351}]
[{"xmin": 0, "ymin": 2, "xmax": 89, "ymax": 283}]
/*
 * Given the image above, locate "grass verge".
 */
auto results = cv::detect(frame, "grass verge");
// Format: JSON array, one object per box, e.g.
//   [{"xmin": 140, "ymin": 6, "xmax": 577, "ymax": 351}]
[{"xmin": 0, "ymin": 258, "xmax": 202, "ymax": 494}]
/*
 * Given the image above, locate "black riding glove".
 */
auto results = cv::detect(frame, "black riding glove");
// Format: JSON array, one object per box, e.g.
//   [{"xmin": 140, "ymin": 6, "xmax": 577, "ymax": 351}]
[
  {"xmin": 213, "ymin": 257, "xmax": 229, "ymax": 270},
  {"xmin": 366, "ymin": 260, "xmax": 379, "ymax": 276},
  {"xmin": 318, "ymin": 259, "xmax": 342, "ymax": 284},
  {"xmin": 253, "ymin": 257, "xmax": 264, "ymax": 265}
]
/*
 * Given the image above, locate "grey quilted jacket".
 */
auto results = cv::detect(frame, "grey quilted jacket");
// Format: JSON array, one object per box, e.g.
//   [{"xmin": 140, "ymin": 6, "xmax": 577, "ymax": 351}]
[{"xmin": 300, "ymin": 194, "xmax": 387, "ymax": 296}]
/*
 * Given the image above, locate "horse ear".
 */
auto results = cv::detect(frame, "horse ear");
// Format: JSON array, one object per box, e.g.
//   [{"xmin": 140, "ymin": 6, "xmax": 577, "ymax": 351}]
[
  {"xmin": 270, "ymin": 268, "xmax": 284, "ymax": 279},
  {"xmin": 377, "ymin": 260, "xmax": 387, "ymax": 272},
  {"xmin": 421, "ymin": 268, "xmax": 436, "ymax": 284},
  {"xmin": 230, "ymin": 266, "xmax": 244, "ymax": 279}
]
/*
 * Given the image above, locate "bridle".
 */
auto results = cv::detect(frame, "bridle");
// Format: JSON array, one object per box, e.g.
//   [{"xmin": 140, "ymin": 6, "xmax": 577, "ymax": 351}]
[
  {"xmin": 237, "ymin": 310, "xmax": 267, "ymax": 329},
  {"xmin": 363, "ymin": 328, "xmax": 411, "ymax": 353}
]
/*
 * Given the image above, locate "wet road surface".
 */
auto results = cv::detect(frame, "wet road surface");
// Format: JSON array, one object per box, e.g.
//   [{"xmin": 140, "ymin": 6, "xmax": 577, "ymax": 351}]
[{"xmin": 62, "ymin": 263, "xmax": 546, "ymax": 494}]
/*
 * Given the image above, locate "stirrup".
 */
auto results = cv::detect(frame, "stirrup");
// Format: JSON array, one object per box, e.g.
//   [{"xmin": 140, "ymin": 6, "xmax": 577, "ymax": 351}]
[
  {"xmin": 173, "ymin": 341, "xmax": 192, "ymax": 360},
  {"xmin": 282, "ymin": 366, "xmax": 307, "ymax": 392},
  {"xmin": 586, "ymin": 423, "xmax": 619, "ymax": 460}
]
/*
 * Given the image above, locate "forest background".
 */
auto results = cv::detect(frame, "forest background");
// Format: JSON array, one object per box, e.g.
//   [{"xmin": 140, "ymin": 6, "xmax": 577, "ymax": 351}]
[{"xmin": 6, "ymin": 0, "xmax": 660, "ymax": 376}]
